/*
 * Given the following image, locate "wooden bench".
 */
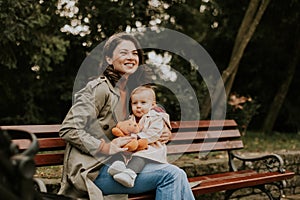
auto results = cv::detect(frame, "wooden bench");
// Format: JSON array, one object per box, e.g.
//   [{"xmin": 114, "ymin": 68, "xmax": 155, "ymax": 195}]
[{"xmin": 1, "ymin": 120, "xmax": 295, "ymax": 199}]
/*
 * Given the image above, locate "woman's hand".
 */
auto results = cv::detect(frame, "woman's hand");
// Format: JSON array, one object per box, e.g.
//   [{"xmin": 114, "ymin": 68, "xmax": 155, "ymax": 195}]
[
  {"xmin": 159, "ymin": 125, "xmax": 172, "ymax": 144},
  {"xmin": 99, "ymin": 137, "xmax": 133, "ymax": 155}
]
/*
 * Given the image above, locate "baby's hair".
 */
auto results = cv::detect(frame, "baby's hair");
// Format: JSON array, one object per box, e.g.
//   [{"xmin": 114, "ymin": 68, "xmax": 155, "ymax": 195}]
[{"xmin": 130, "ymin": 84, "xmax": 157, "ymax": 101}]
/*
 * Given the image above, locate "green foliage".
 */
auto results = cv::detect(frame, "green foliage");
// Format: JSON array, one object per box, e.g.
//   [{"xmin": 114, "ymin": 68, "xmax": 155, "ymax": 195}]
[
  {"xmin": 0, "ymin": 0, "xmax": 299, "ymax": 134},
  {"xmin": 0, "ymin": 0, "xmax": 70, "ymax": 124},
  {"xmin": 0, "ymin": 0, "xmax": 69, "ymax": 70}
]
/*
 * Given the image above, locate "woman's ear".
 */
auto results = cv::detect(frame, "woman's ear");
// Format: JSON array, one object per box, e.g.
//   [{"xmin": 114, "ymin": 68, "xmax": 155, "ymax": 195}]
[{"xmin": 106, "ymin": 56, "xmax": 113, "ymax": 65}]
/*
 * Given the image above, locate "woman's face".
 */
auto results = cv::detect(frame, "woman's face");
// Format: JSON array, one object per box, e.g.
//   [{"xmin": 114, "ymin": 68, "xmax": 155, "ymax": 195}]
[{"xmin": 106, "ymin": 40, "xmax": 139, "ymax": 77}]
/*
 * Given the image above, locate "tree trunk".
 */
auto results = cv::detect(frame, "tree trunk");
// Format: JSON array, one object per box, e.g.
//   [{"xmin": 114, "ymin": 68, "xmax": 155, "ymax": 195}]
[
  {"xmin": 262, "ymin": 25, "xmax": 300, "ymax": 134},
  {"xmin": 201, "ymin": 0, "xmax": 270, "ymax": 119}
]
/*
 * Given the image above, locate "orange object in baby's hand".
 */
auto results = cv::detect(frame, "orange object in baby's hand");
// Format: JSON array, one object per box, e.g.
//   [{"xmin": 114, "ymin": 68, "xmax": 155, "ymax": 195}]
[{"xmin": 111, "ymin": 119, "xmax": 148, "ymax": 152}]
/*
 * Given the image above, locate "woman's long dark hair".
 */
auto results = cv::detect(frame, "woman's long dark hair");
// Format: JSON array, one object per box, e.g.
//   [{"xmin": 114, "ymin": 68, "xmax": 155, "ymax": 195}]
[{"xmin": 99, "ymin": 32, "xmax": 150, "ymax": 90}]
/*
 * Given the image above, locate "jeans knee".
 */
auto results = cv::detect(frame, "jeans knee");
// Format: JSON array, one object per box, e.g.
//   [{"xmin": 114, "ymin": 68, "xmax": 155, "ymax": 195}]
[{"xmin": 163, "ymin": 165, "xmax": 187, "ymax": 182}]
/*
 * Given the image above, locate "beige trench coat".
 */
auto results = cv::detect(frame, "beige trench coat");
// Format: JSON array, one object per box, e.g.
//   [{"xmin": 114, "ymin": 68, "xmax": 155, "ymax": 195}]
[
  {"xmin": 58, "ymin": 76, "xmax": 128, "ymax": 200},
  {"xmin": 130, "ymin": 110, "xmax": 171, "ymax": 163}
]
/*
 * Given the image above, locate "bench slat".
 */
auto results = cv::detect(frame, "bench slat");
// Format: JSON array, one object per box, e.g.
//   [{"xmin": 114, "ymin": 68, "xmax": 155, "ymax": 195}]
[
  {"xmin": 1, "ymin": 124, "xmax": 61, "ymax": 134},
  {"xmin": 13, "ymin": 138, "xmax": 66, "ymax": 150},
  {"xmin": 16, "ymin": 139, "xmax": 243, "ymax": 156},
  {"xmin": 171, "ymin": 129, "xmax": 241, "ymax": 141},
  {"xmin": 35, "ymin": 153, "xmax": 64, "ymax": 167},
  {"xmin": 170, "ymin": 120, "xmax": 237, "ymax": 129},
  {"xmin": 190, "ymin": 170, "xmax": 296, "ymax": 195},
  {"xmin": 167, "ymin": 140, "xmax": 244, "ymax": 154},
  {"xmin": 38, "ymin": 138, "xmax": 66, "ymax": 149},
  {"xmin": 2, "ymin": 121, "xmax": 236, "ymax": 134}
]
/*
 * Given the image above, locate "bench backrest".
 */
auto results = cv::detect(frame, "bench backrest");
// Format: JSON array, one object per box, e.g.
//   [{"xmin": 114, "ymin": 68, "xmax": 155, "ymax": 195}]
[{"xmin": 0, "ymin": 120, "xmax": 243, "ymax": 167}]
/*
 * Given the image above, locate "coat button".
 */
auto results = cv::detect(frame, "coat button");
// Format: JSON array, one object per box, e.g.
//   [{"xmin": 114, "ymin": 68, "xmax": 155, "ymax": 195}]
[{"xmin": 103, "ymin": 124, "xmax": 109, "ymax": 130}]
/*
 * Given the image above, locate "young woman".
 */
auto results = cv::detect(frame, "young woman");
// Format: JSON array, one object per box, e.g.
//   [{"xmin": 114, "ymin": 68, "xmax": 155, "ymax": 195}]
[{"xmin": 58, "ymin": 32, "xmax": 195, "ymax": 200}]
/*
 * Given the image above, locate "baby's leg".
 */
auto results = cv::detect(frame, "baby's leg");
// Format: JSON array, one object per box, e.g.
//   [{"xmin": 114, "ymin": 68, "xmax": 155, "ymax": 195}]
[{"xmin": 111, "ymin": 157, "xmax": 147, "ymax": 188}]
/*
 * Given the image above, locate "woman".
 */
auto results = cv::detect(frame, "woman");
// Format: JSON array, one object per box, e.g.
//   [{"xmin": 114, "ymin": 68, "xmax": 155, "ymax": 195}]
[{"xmin": 58, "ymin": 32, "xmax": 195, "ymax": 200}]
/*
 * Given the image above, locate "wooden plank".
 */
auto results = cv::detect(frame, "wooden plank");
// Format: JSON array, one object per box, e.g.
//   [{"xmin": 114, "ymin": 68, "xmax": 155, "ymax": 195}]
[
  {"xmin": 38, "ymin": 138, "xmax": 66, "ymax": 150},
  {"xmin": 13, "ymin": 138, "xmax": 66, "ymax": 150},
  {"xmin": 2, "ymin": 120, "xmax": 238, "ymax": 136},
  {"xmin": 15, "ymin": 136, "xmax": 243, "ymax": 154},
  {"xmin": 170, "ymin": 129, "xmax": 241, "ymax": 141},
  {"xmin": 170, "ymin": 120, "xmax": 237, "ymax": 130},
  {"xmin": 188, "ymin": 170, "xmax": 257, "ymax": 182},
  {"xmin": 191, "ymin": 170, "xmax": 295, "ymax": 195},
  {"xmin": 1, "ymin": 121, "xmax": 237, "ymax": 134},
  {"xmin": 2, "ymin": 120, "xmax": 237, "ymax": 134},
  {"xmin": 34, "ymin": 153, "xmax": 64, "ymax": 167},
  {"xmin": 167, "ymin": 140, "xmax": 244, "ymax": 154},
  {"xmin": 1, "ymin": 124, "xmax": 61, "ymax": 134},
  {"xmin": 12, "ymin": 139, "xmax": 31, "ymax": 150}
]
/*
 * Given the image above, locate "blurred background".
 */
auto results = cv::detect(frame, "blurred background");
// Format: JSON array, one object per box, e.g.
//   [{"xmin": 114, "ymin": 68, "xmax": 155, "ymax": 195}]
[{"xmin": 1, "ymin": 0, "xmax": 299, "ymax": 135}]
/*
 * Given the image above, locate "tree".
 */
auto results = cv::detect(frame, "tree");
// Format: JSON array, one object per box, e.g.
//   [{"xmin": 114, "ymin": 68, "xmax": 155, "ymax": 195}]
[
  {"xmin": 1, "ymin": 0, "xmax": 299, "ymax": 131},
  {"xmin": 262, "ymin": 1, "xmax": 300, "ymax": 133},
  {"xmin": 0, "ymin": 0, "xmax": 69, "ymax": 124},
  {"xmin": 200, "ymin": 0, "xmax": 271, "ymax": 119},
  {"xmin": 0, "ymin": 0, "xmax": 69, "ymax": 70}
]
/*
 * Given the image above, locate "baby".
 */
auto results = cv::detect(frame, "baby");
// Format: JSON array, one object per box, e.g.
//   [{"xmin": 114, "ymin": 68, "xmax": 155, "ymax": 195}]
[{"xmin": 108, "ymin": 85, "xmax": 171, "ymax": 187}]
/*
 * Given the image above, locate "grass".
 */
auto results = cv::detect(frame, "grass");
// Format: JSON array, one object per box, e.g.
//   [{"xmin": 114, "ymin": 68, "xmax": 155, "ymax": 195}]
[
  {"xmin": 35, "ymin": 166, "xmax": 62, "ymax": 179},
  {"xmin": 241, "ymin": 131, "xmax": 300, "ymax": 153}
]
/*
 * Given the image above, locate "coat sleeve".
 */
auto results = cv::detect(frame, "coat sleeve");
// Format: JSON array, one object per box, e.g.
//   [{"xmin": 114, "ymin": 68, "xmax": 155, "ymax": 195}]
[{"xmin": 59, "ymin": 82, "xmax": 109, "ymax": 156}]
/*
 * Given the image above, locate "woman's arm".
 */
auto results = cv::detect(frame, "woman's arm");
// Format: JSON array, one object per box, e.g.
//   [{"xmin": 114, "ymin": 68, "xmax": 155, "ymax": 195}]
[
  {"xmin": 60, "ymin": 80, "xmax": 133, "ymax": 156},
  {"xmin": 59, "ymin": 92, "xmax": 104, "ymax": 156},
  {"xmin": 59, "ymin": 80, "xmax": 112, "ymax": 156}
]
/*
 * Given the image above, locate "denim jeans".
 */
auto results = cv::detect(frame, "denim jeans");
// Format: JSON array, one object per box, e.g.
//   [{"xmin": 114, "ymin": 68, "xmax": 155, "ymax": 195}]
[{"xmin": 94, "ymin": 162, "xmax": 195, "ymax": 200}]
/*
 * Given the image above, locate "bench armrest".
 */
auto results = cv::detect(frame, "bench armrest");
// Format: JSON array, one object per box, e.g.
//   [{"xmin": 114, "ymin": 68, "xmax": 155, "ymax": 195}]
[{"xmin": 228, "ymin": 151, "xmax": 286, "ymax": 173}]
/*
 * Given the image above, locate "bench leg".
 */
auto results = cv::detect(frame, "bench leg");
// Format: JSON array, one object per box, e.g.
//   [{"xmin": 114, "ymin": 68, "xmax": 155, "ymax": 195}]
[
  {"xmin": 257, "ymin": 185, "xmax": 276, "ymax": 199},
  {"xmin": 224, "ymin": 189, "xmax": 235, "ymax": 200},
  {"xmin": 255, "ymin": 181, "xmax": 286, "ymax": 200},
  {"xmin": 224, "ymin": 181, "xmax": 285, "ymax": 200}
]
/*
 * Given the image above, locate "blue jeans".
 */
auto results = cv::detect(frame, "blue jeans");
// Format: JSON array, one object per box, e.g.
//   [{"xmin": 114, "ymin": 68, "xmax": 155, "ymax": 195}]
[{"xmin": 94, "ymin": 162, "xmax": 195, "ymax": 200}]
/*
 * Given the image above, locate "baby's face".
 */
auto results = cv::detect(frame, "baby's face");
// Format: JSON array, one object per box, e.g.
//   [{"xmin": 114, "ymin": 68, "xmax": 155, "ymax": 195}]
[{"xmin": 131, "ymin": 90, "xmax": 155, "ymax": 118}]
